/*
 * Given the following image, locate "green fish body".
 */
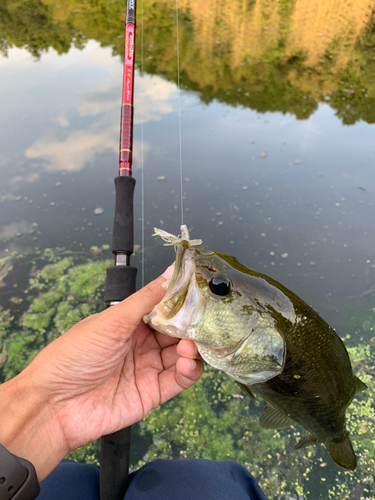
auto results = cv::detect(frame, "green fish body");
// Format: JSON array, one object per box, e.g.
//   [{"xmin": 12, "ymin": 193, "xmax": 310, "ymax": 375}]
[{"xmin": 144, "ymin": 240, "xmax": 367, "ymax": 470}]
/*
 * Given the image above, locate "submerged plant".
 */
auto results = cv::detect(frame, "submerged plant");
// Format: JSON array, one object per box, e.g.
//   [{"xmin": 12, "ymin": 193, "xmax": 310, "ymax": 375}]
[
  {"xmin": 0, "ymin": 251, "xmax": 374, "ymax": 498},
  {"xmin": 1, "ymin": 252, "xmax": 110, "ymax": 381}
]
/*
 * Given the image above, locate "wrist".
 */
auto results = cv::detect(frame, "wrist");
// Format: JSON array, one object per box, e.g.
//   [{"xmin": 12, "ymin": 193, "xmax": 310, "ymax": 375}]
[{"xmin": 0, "ymin": 370, "xmax": 69, "ymax": 481}]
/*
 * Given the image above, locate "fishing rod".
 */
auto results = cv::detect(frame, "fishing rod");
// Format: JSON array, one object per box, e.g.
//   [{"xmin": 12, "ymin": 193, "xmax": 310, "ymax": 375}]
[{"xmin": 100, "ymin": 1, "xmax": 137, "ymax": 499}]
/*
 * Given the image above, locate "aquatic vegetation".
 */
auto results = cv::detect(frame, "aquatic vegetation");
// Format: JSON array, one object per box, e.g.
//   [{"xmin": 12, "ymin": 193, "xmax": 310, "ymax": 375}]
[
  {"xmin": 0, "ymin": 306, "xmax": 12, "ymax": 342},
  {"xmin": 0, "ymin": 251, "xmax": 27, "ymax": 287},
  {"xmin": 0, "ymin": 251, "xmax": 374, "ymax": 498},
  {"xmin": 0, "ymin": 307, "xmax": 12, "ymax": 369},
  {"xmin": 0, "ymin": 249, "xmax": 110, "ymax": 382}
]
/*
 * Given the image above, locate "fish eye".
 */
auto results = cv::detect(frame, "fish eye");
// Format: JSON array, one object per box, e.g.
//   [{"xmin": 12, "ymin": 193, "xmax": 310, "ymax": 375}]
[{"xmin": 209, "ymin": 275, "xmax": 231, "ymax": 296}]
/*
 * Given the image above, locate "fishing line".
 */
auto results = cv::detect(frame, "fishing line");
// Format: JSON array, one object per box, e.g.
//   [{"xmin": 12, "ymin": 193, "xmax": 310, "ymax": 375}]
[
  {"xmin": 141, "ymin": 0, "xmax": 145, "ymax": 287},
  {"xmin": 175, "ymin": 0, "xmax": 184, "ymax": 227}
]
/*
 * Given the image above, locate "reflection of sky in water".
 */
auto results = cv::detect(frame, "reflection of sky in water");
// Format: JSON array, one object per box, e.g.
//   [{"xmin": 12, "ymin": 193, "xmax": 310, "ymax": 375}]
[{"xmin": 1, "ymin": 40, "xmax": 375, "ymax": 332}]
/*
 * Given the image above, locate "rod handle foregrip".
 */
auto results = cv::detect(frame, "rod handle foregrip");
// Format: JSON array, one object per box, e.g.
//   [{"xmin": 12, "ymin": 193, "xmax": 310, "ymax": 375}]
[{"xmin": 111, "ymin": 176, "xmax": 135, "ymax": 254}]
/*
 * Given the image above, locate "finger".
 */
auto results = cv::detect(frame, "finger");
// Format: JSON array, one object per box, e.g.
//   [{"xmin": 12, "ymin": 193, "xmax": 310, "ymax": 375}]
[
  {"xmin": 161, "ymin": 344, "xmax": 179, "ymax": 370},
  {"xmin": 154, "ymin": 331, "xmax": 179, "ymax": 349},
  {"xmin": 158, "ymin": 359, "xmax": 204, "ymax": 404},
  {"xmin": 162, "ymin": 264, "xmax": 174, "ymax": 280},
  {"xmin": 176, "ymin": 339, "xmax": 202, "ymax": 360},
  {"xmin": 161, "ymin": 341, "xmax": 202, "ymax": 370},
  {"xmin": 105, "ymin": 266, "xmax": 174, "ymax": 329},
  {"xmin": 176, "ymin": 357, "xmax": 204, "ymax": 383}
]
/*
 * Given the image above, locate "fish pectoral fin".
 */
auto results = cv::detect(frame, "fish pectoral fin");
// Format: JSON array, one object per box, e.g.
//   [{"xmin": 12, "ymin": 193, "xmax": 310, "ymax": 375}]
[
  {"xmin": 236, "ymin": 382, "xmax": 256, "ymax": 400},
  {"xmin": 259, "ymin": 404, "xmax": 294, "ymax": 429},
  {"xmin": 264, "ymin": 376, "xmax": 300, "ymax": 398},
  {"xmin": 294, "ymin": 433, "xmax": 318, "ymax": 450},
  {"xmin": 324, "ymin": 437, "xmax": 357, "ymax": 471},
  {"xmin": 354, "ymin": 376, "xmax": 368, "ymax": 394}
]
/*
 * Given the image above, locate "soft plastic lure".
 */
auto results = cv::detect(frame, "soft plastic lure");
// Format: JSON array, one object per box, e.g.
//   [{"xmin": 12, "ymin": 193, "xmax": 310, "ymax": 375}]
[{"xmin": 153, "ymin": 225, "xmax": 202, "ymax": 248}]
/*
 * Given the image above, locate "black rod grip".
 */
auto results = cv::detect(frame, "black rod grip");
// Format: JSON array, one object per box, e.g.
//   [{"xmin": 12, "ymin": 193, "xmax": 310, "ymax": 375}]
[
  {"xmin": 111, "ymin": 176, "xmax": 136, "ymax": 254},
  {"xmin": 104, "ymin": 265, "xmax": 137, "ymax": 303},
  {"xmin": 100, "ymin": 428, "xmax": 131, "ymax": 500},
  {"xmin": 101, "ymin": 265, "xmax": 136, "ymax": 500}
]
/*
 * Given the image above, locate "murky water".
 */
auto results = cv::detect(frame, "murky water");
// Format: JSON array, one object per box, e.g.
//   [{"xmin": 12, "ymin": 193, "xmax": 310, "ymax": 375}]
[{"xmin": 1, "ymin": 1, "xmax": 375, "ymax": 498}]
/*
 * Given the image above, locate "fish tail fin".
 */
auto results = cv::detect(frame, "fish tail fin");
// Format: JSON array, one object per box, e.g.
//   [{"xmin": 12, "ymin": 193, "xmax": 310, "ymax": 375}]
[{"xmin": 325, "ymin": 437, "xmax": 357, "ymax": 470}]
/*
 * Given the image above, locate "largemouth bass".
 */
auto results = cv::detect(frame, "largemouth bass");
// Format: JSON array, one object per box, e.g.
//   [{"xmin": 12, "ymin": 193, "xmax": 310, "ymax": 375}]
[{"xmin": 144, "ymin": 227, "xmax": 367, "ymax": 470}]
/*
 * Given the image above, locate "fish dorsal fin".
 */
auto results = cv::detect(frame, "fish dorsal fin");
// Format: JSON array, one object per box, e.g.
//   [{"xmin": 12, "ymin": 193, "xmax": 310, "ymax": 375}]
[
  {"xmin": 324, "ymin": 437, "xmax": 357, "ymax": 471},
  {"xmin": 354, "ymin": 376, "xmax": 368, "ymax": 394},
  {"xmin": 259, "ymin": 404, "xmax": 294, "ymax": 429},
  {"xmin": 237, "ymin": 382, "xmax": 256, "ymax": 400},
  {"xmin": 294, "ymin": 433, "xmax": 318, "ymax": 450}
]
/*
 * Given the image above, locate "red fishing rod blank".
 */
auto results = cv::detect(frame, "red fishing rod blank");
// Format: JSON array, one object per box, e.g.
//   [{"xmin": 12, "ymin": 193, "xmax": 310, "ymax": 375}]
[{"xmin": 120, "ymin": 0, "xmax": 136, "ymax": 176}]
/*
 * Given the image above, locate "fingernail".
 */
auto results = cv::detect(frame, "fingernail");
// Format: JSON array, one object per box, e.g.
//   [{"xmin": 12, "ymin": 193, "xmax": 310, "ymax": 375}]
[
  {"xmin": 162, "ymin": 264, "xmax": 175, "ymax": 280},
  {"xmin": 190, "ymin": 359, "xmax": 197, "ymax": 371}
]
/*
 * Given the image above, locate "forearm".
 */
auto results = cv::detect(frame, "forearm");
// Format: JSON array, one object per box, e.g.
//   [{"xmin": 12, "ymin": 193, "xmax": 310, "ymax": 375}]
[{"xmin": 0, "ymin": 370, "xmax": 69, "ymax": 482}]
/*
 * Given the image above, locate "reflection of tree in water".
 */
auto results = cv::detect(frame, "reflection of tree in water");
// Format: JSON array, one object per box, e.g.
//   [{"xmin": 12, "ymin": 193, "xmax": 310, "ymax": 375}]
[
  {"xmin": 286, "ymin": 0, "xmax": 375, "ymax": 97},
  {"xmin": 142, "ymin": 0, "xmax": 375, "ymax": 124},
  {"xmin": 288, "ymin": 0, "xmax": 374, "ymax": 66},
  {"xmin": 1, "ymin": 0, "xmax": 375, "ymax": 123}
]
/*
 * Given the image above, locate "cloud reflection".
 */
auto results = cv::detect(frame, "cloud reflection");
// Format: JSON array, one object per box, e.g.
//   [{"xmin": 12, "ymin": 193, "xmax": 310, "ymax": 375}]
[
  {"xmin": 10, "ymin": 173, "xmax": 40, "ymax": 185},
  {"xmin": 23, "ymin": 42, "xmax": 177, "ymax": 173},
  {"xmin": 25, "ymin": 127, "xmax": 118, "ymax": 172},
  {"xmin": 134, "ymin": 76, "xmax": 176, "ymax": 124},
  {"xmin": 51, "ymin": 113, "xmax": 69, "ymax": 128},
  {"xmin": 78, "ymin": 74, "xmax": 176, "ymax": 124}
]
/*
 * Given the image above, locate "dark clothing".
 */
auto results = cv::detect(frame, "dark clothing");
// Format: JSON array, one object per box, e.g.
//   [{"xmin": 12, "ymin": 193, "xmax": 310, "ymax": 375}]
[{"xmin": 39, "ymin": 459, "xmax": 267, "ymax": 500}]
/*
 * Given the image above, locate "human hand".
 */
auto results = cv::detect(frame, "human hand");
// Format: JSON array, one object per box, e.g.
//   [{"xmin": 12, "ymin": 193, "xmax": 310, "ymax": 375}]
[{"xmin": 0, "ymin": 267, "xmax": 203, "ymax": 480}]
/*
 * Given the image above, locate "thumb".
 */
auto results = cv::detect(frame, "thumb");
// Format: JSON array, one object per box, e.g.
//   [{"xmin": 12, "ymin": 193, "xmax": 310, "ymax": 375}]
[{"xmin": 102, "ymin": 264, "xmax": 174, "ymax": 330}]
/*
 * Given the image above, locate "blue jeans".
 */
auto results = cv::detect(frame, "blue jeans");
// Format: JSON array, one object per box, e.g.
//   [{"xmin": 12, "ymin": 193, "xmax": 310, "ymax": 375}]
[{"xmin": 39, "ymin": 459, "xmax": 267, "ymax": 500}]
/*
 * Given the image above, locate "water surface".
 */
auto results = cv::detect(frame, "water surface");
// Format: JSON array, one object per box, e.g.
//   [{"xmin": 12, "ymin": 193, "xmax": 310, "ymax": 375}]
[{"xmin": 1, "ymin": 1, "xmax": 375, "ymax": 498}]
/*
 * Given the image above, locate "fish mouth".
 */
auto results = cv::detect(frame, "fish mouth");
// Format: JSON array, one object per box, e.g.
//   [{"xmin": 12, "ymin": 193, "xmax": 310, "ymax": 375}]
[
  {"xmin": 144, "ymin": 241, "xmax": 202, "ymax": 337},
  {"xmin": 165, "ymin": 240, "xmax": 193, "ymax": 304},
  {"xmin": 162, "ymin": 241, "xmax": 197, "ymax": 320}
]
